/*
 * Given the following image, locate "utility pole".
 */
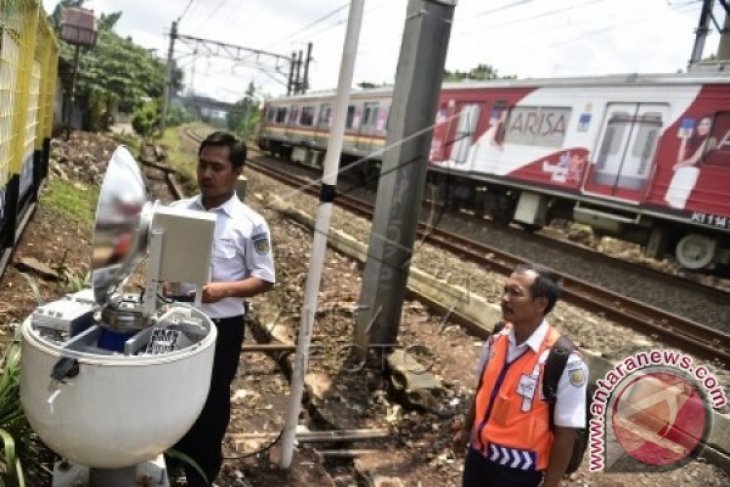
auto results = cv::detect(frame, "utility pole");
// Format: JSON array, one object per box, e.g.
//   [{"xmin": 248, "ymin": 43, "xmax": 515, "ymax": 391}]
[
  {"xmin": 689, "ymin": 0, "xmax": 715, "ymax": 66},
  {"xmin": 287, "ymin": 51, "xmax": 296, "ymax": 95},
  {"xmin": 160, "ymin": 20, "xmax": 177, "ymax": 134},
  {"xmin": 355, "ymin": 0, "xmax": 456, "ymax": 350},
  {"xmin": 295, "ymin": 49, "xmax": 304, "ymax": 94},
  {"xmin": 280, "ymin": 0, "xmax": 366, "ymax": 469},
  {"xmin": 65, "ymin": 44, "xmax": 81, "ymax": 139},
  {"xmin": 303, "ymin": 42, "xmax": 313, "ymax": 93},
  {"xmin": 718, "ymin": 4, "xmax": 730, "ymax": 60}
]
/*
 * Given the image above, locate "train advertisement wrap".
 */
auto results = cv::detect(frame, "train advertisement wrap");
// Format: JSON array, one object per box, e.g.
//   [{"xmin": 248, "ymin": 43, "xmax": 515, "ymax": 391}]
[{"xmin": 258, "ymin": 73, "xmax": 730, "ymax": 273}]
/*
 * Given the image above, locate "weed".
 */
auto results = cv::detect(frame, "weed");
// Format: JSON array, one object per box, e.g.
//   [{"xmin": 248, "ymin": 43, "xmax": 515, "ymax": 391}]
[
  {"xmin": 0, "ymin": 331, "xmax": 38, "ymax": 487},
  {"xmin": 40, "ymin": 178, "xmax": 98, "ymax": 224}
]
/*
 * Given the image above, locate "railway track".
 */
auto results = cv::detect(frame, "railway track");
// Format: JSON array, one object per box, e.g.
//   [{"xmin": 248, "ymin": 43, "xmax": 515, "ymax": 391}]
[
  {"xmin": 181, "ymin": 126, "xmax": 730, "ymax": 365},
  {"xmin": 248, "ymin": 156, "xmax": 730, "ymax": 366}
]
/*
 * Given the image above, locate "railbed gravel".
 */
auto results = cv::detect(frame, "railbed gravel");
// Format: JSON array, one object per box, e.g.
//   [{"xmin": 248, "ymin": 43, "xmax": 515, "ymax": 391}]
[{"xmin": 247, "ymin": 155, "xmax": 730, "ymax": 402}]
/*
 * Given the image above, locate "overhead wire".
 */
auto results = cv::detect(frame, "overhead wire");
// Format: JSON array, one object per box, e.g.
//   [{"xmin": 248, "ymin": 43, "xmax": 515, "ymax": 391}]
[
  {"xmin": 452, "ymin": 0, "xmax": 609, "ymax": 38},
  {"xmin": 512, "ymin": 0, "xmax": 702, "ymax": 53},
  {"xmin": 177, "ymin": 0, "xmax": 196, "ymax": 23},
  {"xmin": 261, "ymin": 2, "xmax": 351, "ymax": 51},
  {"xmin": 191, "ymin": 0, "xmax": 232, "ymax": 32}
]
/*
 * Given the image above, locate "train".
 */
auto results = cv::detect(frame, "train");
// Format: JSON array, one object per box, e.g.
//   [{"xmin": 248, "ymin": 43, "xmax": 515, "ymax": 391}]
[{"xmin": 257, "ymin": 72, "xmax": 730, "ymax": 275}]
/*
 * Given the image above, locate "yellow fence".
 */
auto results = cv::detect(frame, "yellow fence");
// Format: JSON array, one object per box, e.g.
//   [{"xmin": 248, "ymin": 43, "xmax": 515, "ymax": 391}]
[{"xmin": 1, "ymin": 0, "xmax": 59, "ymax": 267}]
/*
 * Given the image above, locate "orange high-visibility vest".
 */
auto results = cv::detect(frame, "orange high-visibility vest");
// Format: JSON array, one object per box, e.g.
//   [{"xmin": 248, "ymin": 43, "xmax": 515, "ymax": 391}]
[{"xmin": 470, "ymin": 324, "xmax": 561, "ymax": 472}]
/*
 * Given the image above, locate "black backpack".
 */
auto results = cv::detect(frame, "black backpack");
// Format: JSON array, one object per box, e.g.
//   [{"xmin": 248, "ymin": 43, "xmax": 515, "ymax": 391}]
[{"xmin": 491, "ymin": 322, "xmax": 588, "ymax": 474}]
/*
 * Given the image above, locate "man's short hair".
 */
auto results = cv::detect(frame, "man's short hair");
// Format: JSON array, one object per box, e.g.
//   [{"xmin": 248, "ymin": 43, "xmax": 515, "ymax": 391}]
[
  {"xmin": 199, "ymin": 131, "xmax": 247, "ymax": 169},
  {"xmin": 514, "ymin": 263, "xmax": 562, "ymax": 315}
]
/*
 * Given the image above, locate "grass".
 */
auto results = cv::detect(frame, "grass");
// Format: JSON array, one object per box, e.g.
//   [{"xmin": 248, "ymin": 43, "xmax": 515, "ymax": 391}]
[
  {"xmin": 0, "ymin": 333, "xmax": 36, "ymax": 487},
  {"xmin": 158, "ymin": 123, "xmax": 204, "ymax": 190},
  {"xmin": 40, "ymin": 178, "xmax": 98, "ymax": 224}
]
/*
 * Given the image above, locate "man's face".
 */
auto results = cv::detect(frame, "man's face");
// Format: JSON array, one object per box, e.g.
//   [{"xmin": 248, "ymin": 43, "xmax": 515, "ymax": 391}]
[
  {"xmin": 500, "ymin": 271, "xmax": 547, "ymax": 324},
  {"xmin": 197, "ymin": 145, "xmax": 241, "ymax": 201}
]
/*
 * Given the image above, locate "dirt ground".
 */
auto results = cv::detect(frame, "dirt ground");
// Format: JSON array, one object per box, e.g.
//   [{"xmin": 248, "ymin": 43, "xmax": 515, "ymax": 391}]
[{"xmin": 1, "ymin": 129, "xmax": 728, "ymax": 487}]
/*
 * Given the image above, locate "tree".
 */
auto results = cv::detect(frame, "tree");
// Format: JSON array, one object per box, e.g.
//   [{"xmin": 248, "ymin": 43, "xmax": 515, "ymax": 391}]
[
  {"xmin": 443, "ymin": 63, "xmax": 516, "ymax": 82},
  {"xmin": 50, "ymin": 1, "xmax": 182, "ymax": 131},
  {"xmin": 226, "ymin": 82, "xmax": 261, "ymax": 141}
]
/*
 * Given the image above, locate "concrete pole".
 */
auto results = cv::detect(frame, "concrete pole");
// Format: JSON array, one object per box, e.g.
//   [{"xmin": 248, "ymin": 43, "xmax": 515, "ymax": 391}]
[
  {"xmin": 65, "ymin": 44, "xmax": 81, "ymax": 139},
  {"xmin": 287, "ymin": 51, "xmax": 296, "ymax": 96},
  {"xmin": 160, "ymin": 21, "xmax": 177, "ymax": 134},
  {"xmin": 355, "ymin": 0, "xmax": 456, "ymax": 350},
  {"xmin": 718, "ymin": 9, "xmax": 730, "ymax": 61},
  {"xmin": 689, "ymin": 0, "xmax": 714, "ymax": 66},
  {"xmin": 280, "ymin": 0, "xmax": 366, "ymax": 470},
  {"xmin": 295, "ymin": 49, "xmax": 304, "ymax": 94},
  {"xmin": 303, "ymin": 42, "xmax": 313, "ymax": 93}
]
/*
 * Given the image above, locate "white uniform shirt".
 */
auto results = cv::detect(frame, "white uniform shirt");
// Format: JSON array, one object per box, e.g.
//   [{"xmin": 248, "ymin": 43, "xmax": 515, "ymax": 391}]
[
  {"xmin": 475, "ymin": 320, "xmax": 588, "ymax": 428},
  {"xmin": 171, "ymin": 193, "xmax": 275, "ymax": 319}
]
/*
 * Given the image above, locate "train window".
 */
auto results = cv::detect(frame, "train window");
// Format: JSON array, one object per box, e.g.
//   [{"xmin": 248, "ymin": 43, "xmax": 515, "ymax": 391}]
[
  {"xmin": 363, "ymin": 102, "xmax": 379, "ymax": 128},
  {"xmin": 300, "ymin": 106, "xmax": 316, "ymax": 126},
  {"xmin": 345, "ymin": 105, "xmax": 356, "ymax": 129},
  {"xmin": 632, "ymin": 113, "xmax": 662, "ymax": 175},
  {"xmin": 595, "ymin": 112, "xmax": 629, "ymax": 169},
  {"xmin": 319, "ymin": 104, "xmax": 332, "ymax": 126},
  {"xmin": 492, "ymin": 100, "xmax": 509, "ymax": 145},
  {"xmin": 275, "ymin": 107, "xmax": 288, "ymax": 124},
  {"xmin": 265, "ymin": 107, "xmax": 275, "ymax": 123},
  {"xmin": 377, "ymin": 106, "xmax": 389, "ymax": 133},
  {"xmin": 503, "ymin": 106, "xmax": 571, "ymax": 148},
  {"xmin": 289, "ymin": 106, "xmax": 299, "ymax": 125},
  {"xmin": 704, "ymin": 112, "xmax": 730, "ymax": 167}
]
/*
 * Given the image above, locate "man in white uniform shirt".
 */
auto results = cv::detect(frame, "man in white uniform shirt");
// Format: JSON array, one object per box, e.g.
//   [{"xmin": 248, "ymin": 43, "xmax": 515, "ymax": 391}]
[{"xmin": 171, "ymin": 131, "xmax": 275, "ymax": 486}]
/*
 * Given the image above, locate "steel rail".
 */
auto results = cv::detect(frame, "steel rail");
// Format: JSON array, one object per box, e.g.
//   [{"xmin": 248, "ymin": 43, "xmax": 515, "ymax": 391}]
[{"xmin": 242, "ymin": 156, "xmax": 730, "ymax": 366}]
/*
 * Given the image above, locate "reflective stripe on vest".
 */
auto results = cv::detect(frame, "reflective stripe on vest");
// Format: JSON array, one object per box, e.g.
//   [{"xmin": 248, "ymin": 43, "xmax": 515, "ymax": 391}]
[{"xmin": 471, "ymin": 324, "xmax": 561, "ymax": 472}]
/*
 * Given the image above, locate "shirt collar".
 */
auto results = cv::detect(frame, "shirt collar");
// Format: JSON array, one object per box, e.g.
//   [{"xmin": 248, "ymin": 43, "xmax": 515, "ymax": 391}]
[
  {"xmin": 192, "ymin": 193, "xmax": 241, "ymax": 217},
  {"xmin": 508, "ymin": 319, "xmax": 548, "ymax": 353}
]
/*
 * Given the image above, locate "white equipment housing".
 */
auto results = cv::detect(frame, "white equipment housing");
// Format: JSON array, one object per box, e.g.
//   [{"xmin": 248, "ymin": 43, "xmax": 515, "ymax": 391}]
[{"xmin": 19, "ymin": 146, "xmax": 218, "ymax": 486}]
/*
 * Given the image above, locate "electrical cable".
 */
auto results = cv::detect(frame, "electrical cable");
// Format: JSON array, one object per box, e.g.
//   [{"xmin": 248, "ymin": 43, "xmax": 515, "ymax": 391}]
[
  {"xmin": 177, "ymin": 0, "xmax": 195, "ymax": 23},
  {"xmin": 261, "ymin": 2, "xmax": 351, "ymax": 51},
  {"xmin": 191, "ymin": 0, "xmax": 231, "ymax": 32}
]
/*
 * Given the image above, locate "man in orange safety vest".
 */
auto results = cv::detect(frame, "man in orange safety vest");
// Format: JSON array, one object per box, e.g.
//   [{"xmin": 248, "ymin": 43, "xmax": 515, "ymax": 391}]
[{"xmin": 453, "ymin": 264, "xmax": 588, "ymax": 487}]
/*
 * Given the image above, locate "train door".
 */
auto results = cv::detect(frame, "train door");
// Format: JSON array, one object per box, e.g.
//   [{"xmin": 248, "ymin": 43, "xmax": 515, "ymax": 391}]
[
  {"xmin": 582, "ymin": 103, "xmax": 667, "ymax": 203},
  {"xmin": 285, "ymin": 105, "xmax": 299, "ymax": 142},
  {"xmin": 357, "ymin": 102, "xmax": 379, "ymax": 153},
  {"xmin": 315, "ymin": 103, "xmax": 332, "ymax": 148},
  {"xmin": 448, "ymin": 103, "xmax": 481, "ymax": 165}
]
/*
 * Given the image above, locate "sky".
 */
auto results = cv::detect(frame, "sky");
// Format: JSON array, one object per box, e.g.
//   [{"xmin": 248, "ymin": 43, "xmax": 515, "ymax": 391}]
[{"xmin": 42, "ymin": 0, "xmax": 728, "ymax": 103}]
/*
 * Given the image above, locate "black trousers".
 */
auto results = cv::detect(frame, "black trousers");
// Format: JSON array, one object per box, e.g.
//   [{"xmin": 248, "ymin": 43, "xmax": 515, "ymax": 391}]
[
  {"xmin": 174, "ymin": 315, "xmax": 245, "ymax": 486},
  {"xmin": 462, "ymin": 448, "xmax": 543, "ymax": 487}
]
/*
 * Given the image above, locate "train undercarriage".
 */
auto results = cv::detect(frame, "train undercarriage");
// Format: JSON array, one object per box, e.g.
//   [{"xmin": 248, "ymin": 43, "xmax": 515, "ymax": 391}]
[
  {"xmin": 427, "ymin": 172, "xmax": 730, "ymax": 276},
  {"xmin": 259, "ymin": 139, "xmax": 729, "ymax": 276}
]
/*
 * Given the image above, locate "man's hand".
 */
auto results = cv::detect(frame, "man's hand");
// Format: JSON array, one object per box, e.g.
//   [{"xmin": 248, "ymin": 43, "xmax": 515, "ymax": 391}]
[{"xmin": 200, "ymin": 282, "xmax": 230, "ymax": 303}]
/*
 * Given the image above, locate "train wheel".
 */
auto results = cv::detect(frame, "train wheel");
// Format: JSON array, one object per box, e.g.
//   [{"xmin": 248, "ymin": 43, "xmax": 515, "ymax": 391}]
[{"xmin": 675, "ymin": 233, "xmax": 717, "ymax": 270}]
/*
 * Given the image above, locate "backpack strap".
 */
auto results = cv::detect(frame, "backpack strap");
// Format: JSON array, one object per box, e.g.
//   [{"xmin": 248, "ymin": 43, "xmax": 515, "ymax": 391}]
[
  {"xmin": 542, "ymin": 335, "xmax": 576, "ymax": 430},
  {"xmin": 491, "ymin": 321, "xmax": 506, "ymax": 336}
]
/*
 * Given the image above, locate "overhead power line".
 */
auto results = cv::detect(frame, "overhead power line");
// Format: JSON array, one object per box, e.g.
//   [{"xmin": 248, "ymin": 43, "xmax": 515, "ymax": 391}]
[
  {"xmin": 263, "ymin": 2, "xmax": 350, "ymax": 51},
  {"xmin": 177, "ymin": 0, "xmax": 195, "ymax": 22},
  {"xmin": 192, "ymin": 0, "xmax": 231, "ymax": 32}
]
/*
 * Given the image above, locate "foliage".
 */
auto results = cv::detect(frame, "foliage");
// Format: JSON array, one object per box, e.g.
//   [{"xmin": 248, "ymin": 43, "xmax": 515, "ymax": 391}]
[
  {"xmin": 0, "ymin": 334, "xmax": 32, "ymax": 487},
  {"xmin": 50, "ymin": 0, "xmax": 184, "ymax": 131},
  {"xmin": 40, "ymin": 178, "xmax": 98, "ymax": 224},
  {"xmin": 444, "ymin": 63, "xmax": 516, "ymax": 82},
  {"xmin": 227, "ymin": 82, "xmax": 261, "ymax": 142},
  {"xmin": 166, "ymin": 102, "xmax": 198, "ymax": 129},
  {"xmin": 132, "ymin": 99, "xmax": 160, "ymax": 137}
]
